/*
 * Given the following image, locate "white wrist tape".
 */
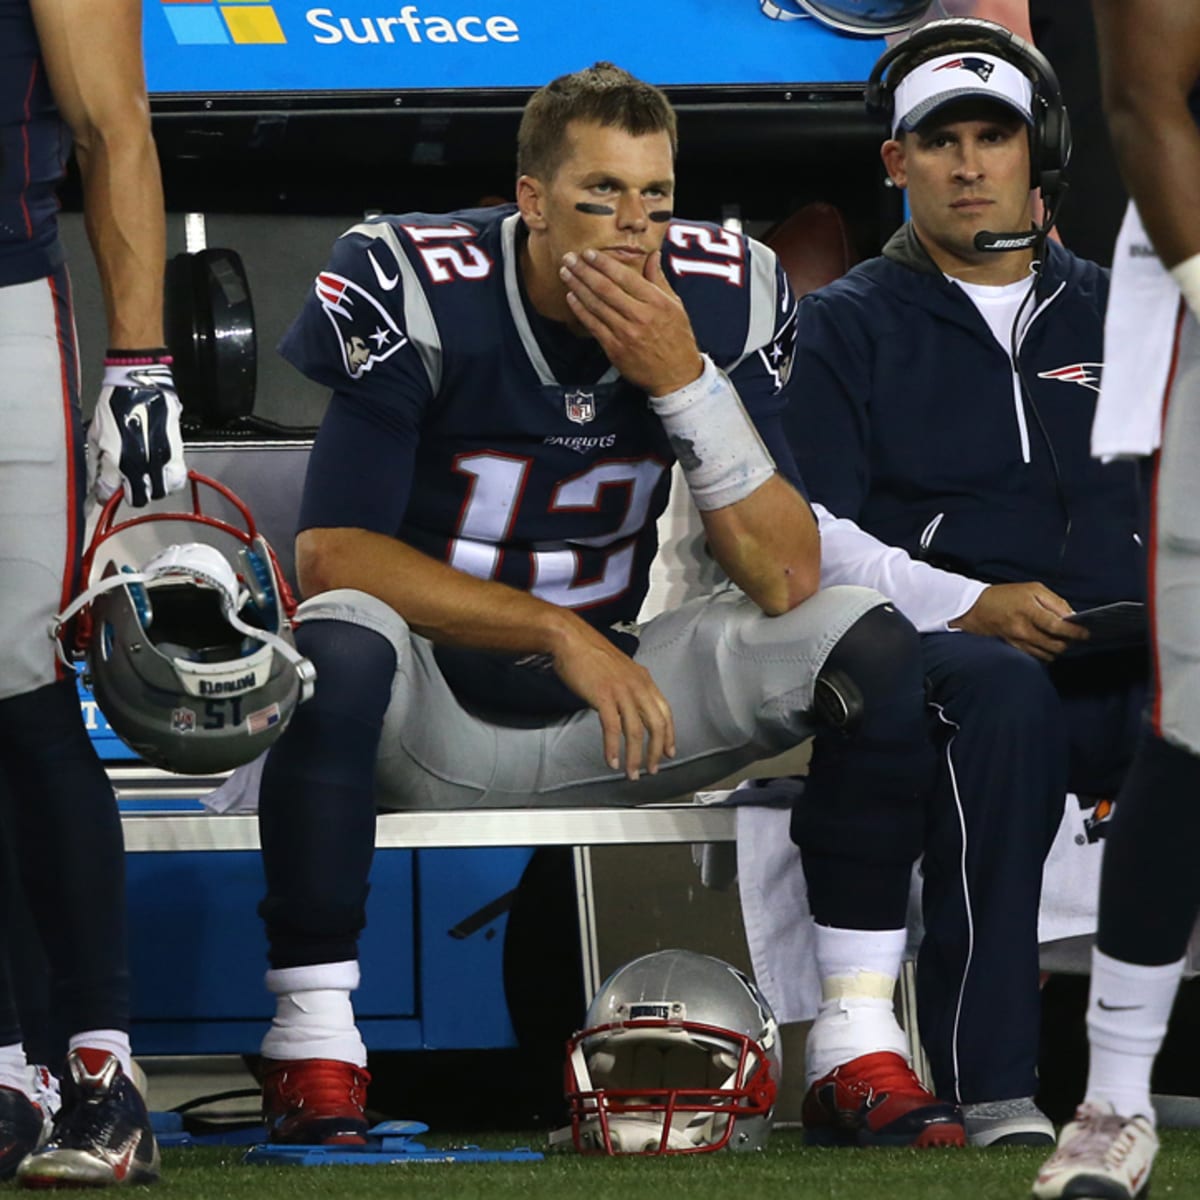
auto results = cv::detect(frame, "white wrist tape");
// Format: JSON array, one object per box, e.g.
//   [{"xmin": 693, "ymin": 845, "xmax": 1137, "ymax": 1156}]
[
  {"xmin": 649, "ymin": 355, "xmax": 776, "ymax": 511},
  {"xmin": 1170, "ymin": 252, "xmax": 1200, "ymax": 322}
]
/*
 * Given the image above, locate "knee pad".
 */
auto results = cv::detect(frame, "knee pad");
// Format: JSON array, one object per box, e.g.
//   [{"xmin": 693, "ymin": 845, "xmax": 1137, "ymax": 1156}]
[
  {"xmin": 792, "ymin": 605, "xmax": 934, "ymax": 865},
  {"xmin": 295, "ymin": 619, "xmax": 397, "ymax": 726}
]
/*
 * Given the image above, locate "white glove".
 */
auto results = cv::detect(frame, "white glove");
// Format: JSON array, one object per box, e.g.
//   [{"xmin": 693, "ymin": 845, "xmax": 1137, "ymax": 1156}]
[{"xmin": 88, "ymin": 356, "xmax": 187, "ymax": 507}]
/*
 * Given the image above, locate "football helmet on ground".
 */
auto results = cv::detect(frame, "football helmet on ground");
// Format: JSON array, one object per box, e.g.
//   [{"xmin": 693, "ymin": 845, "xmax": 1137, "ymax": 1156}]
[
  {"xmin": 561, "ymin": 949, "xmax": 780, "ymax": 1155},
  {"xmin": 52, "ymin": 471, "xmax": 315, "ymax": 774}
]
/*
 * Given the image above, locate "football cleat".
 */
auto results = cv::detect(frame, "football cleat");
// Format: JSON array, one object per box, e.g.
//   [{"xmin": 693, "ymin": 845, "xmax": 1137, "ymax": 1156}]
[
  {"xmin": 1031, "ymin": 1101, "xmax": 1158, "ymax": 1200},
  {"xmin": 802, "ymin": 1050, "xmax": 965, "ymax": 1147},
  {"xmin": 262, "ymin": 1058, "xmax": 371, "ymax": 1145},
  {"xmin": 0, "ymin": 1087, "xmax": 45, "ymax": 1181},
  {"xmin": 16, "ymin": 1049, "xmax": 159, "ymax": 1188},
  {"xmin": 963, "ymin": 1096, "xmax": 1055, "ymax": 1147}
]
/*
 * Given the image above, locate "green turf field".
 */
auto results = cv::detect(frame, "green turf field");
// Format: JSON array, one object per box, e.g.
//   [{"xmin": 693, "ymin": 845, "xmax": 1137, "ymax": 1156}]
[{"xmin": 139, "ymin": 1130, "xmax": 1200, "ymax": 1200}]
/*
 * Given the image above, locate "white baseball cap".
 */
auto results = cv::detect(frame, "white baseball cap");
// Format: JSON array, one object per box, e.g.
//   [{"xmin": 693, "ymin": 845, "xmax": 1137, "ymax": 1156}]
[{"xmin": 890, "ymin": 51, "xmax": 1034, "ymax": 137}]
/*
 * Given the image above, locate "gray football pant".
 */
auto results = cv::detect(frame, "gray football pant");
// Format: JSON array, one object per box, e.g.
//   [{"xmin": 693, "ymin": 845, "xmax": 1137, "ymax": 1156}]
[
  {"xmin": 0, "ymin": 274, "xmax": 80, "ymax": 700},
  {"xmin": 293, "ymin": 582, "xmax": 887, "ymax": 808}
]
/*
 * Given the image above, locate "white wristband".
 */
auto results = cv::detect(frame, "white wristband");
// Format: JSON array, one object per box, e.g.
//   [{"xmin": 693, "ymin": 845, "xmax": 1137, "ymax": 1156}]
[
  {"xmin": 1170, "ymin": 252, "xmax": 1200, "ymax": 322},
  {"xmin": 649, "ymin": 355, "xmax": 776, "ymax": 511}
]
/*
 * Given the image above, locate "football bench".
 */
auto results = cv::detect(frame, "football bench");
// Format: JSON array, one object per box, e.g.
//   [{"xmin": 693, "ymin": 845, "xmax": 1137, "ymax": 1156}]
[{"xmin": 111, "ymin": 764, "xmax": 740, "ymax": 1003}]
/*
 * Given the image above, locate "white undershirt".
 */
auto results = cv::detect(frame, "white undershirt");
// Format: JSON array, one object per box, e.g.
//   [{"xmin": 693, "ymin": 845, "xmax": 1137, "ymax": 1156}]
[
  {"xmin": 951, "ymin": 274, "xmax": 1037, "ymax": 463},
  {"xmin": 951, "ymin": 274, "xmax": 1035, "ymax": 351}
]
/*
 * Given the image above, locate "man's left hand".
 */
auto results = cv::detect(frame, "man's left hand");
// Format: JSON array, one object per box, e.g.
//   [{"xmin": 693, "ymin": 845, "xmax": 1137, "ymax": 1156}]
[
  {"xmin": 88, "ymin": 359, "xmax": 187, "ymax": 507},
  {"xmin": 560, "ymin": 248, "xmax": 705, "ymax": 395}
]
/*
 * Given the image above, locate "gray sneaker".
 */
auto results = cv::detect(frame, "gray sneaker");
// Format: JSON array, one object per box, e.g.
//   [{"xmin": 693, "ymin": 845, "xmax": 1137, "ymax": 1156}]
[{"xmin": 963, "ymin": 1096, "xmax": 1055, "ymax": 1147}]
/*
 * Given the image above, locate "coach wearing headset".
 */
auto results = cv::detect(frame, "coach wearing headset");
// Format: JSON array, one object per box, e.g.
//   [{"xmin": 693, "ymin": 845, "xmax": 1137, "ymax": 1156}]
[{"xmin": 781, "ymin": 18, "xmax": 1146, "ymax": 1145}]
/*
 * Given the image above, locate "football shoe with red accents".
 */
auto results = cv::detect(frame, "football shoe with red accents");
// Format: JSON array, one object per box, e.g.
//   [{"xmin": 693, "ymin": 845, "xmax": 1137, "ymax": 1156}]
[{"xmin": 802, "ymin": 1050, "xmax": 965, "ymax": 1147}]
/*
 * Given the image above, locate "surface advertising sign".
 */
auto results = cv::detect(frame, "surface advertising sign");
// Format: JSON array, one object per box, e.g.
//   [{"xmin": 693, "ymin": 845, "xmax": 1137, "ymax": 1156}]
[{"xmin": 145, "ymin": 0, "xmax": 885, "ymax": 95}]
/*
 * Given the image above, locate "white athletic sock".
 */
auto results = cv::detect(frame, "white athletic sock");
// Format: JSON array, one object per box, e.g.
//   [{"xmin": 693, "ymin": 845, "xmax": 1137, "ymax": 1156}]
[
  {"xmin": 68, "ymin": 1030, "xmax": 133, "ymax": 1079},
  {"xmin": 806, "ymin": 925, "xmax": 909, "ymax": 1086},
  {"xmin": 0, "ymin": 1042, "xmax": 28, "ymax": 1094},
  {"xmin": 1085, "ymin": 947, "xmax": 1185, "ymax": 1124},
  {"xmin": 260, "ymin": 960, "xmax": 367, "ymax": 1067},
  {"xmin": 814, "ymin": 925, "xmax": 907, "ymax": 992}
]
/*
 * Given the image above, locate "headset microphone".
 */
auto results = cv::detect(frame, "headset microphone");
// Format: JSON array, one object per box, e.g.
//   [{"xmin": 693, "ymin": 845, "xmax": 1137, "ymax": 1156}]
[
  {"xmin": 974, "ymin": 228, "xmax": 1040, "ymax": 252},
  {"xmin": 973, "ymin": 173, "xmax": 1069, "ymax": 253}
]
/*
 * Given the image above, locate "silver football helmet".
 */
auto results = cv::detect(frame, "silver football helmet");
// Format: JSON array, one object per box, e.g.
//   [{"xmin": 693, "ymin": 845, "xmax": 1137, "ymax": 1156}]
[
  {"xmin": 562, "ymin": 949, "xmax": 780, "ymax": 1155},
  {"xmin": 53, "ymin": 471, "xmax": 315, "ymax": 774},
  {"xmin": 762, "ymin": 0, "xmax": 935, "ymax": 35}
]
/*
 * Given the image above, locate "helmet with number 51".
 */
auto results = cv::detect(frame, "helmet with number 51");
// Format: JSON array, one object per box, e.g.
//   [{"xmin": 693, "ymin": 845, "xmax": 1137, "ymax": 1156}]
[{"xmin": 52, "ymin": 472, "xmax": 316, "ymax": 774}]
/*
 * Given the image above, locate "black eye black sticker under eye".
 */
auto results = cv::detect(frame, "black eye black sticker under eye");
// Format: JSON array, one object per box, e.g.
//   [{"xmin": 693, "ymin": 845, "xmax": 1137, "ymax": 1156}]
[{"xmin": 575, "ymin": 203, "xmax": 615, "ymax": 216}]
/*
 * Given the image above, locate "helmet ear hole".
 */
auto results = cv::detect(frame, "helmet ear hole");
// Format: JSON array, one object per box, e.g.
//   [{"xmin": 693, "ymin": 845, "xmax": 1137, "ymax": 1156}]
[{"xmin": 238, "ymin": 545, "xmax": 275, "ymax": 612}]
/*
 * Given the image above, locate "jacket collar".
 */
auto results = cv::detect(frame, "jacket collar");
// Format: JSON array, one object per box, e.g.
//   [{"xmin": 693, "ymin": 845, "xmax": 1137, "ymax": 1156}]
[{"xmin": 882, "ymin": 219, "xmax": 1075, "ymax": 283}]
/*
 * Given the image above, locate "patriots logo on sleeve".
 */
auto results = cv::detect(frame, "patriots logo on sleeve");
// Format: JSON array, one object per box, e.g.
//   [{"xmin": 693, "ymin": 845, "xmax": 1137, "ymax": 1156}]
[
  {"xmin": 315, "ymin": 271, "xmax": 409, "ymax": 379},
  {"xmin": 760, "ymin": 298, "xmax": 799, "ymax": 392}
]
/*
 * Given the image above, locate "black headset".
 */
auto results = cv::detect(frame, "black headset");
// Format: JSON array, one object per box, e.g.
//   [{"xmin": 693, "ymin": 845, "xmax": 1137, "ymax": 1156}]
[{"xmin": 865, "ymin": 18, "xmax": 1071, "ymax": 205}]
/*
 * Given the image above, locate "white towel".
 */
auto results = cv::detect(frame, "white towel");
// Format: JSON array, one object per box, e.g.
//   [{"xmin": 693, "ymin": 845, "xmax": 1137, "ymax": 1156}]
[
  {"xmin": 736, "ymin": 793, "xmax": 1107, "ymax": 1025},
  {"xmin": 1091, "ymin": 200, "xmax": 1183, "ymax": 462}
]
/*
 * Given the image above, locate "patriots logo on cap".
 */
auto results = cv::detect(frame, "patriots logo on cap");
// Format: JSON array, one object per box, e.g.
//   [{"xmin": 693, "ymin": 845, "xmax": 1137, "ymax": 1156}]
[
  {"xmin": 933, "ymin": 56, "xmax": 995, "ymax": 83},
  {"xmin": 1038, "ymin": 363, "xmax": 1104, "ymax": 393},
  {"xmin": 315, "ymin": 271, "xmax": 409, "ymax": 380}
]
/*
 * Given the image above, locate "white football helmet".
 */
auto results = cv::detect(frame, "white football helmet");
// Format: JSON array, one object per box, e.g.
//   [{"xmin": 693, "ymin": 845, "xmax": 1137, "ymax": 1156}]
[
  {"xmin": 53, "ymin": 471, "xmax": 315, "ymax": 774},
  {"xmin": 562, "ymin": 949, "xmax": 780, "ymax": 1155}
]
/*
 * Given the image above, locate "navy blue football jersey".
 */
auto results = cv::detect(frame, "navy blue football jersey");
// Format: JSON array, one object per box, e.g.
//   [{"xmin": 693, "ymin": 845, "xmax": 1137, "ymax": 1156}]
[
  {"xmin": 280, "ymin": 205, "xmax": 798, "ymax": 712},
  {"xmin": 0, "ymin": 0, "xmax": 69, "ymax": 287}
]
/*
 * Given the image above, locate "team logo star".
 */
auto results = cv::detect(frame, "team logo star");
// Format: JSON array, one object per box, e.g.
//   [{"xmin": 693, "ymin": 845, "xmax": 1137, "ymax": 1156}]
[{"xmin": 370, "ymin": 326, "xmax": 391, "ymax": 349}]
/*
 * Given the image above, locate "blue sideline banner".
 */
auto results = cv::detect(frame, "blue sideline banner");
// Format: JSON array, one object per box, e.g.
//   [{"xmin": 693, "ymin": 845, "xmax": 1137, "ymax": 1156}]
[{"xmin": 144, "ymin": 0, "xmax": 885, "ymax": 94}]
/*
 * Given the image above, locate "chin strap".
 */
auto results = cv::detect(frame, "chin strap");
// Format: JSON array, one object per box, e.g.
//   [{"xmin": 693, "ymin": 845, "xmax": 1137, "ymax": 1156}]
[{"xmin": 50, "ymin": 565, "xmax": 316, "ymax": 703}]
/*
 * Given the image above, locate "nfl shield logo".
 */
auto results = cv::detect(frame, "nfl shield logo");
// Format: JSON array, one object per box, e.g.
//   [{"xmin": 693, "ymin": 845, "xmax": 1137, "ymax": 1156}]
[
  {"xmin": 564, "ymin": 389, "xmax": 596, "ymax": 425},
  {"xmin": 172, "ymin": 707, "xmax": 196, "ymax": 734}
]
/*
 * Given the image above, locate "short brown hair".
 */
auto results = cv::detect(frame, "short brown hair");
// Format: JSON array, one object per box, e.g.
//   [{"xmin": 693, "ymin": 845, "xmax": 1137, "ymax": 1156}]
[{"xmin": 517, "ymin": 62, "xmax": 678, "ymax": 181}]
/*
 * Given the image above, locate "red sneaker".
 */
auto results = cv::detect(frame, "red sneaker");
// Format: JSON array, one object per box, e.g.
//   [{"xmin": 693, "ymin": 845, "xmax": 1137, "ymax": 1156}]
[
  {"xmin": 261, "ymin": 1058, "xmax": 371, "ymax": 1145},
  {"xmin": 802, "ymin": 1051, "xmax": 965, "ymax": 1148}
]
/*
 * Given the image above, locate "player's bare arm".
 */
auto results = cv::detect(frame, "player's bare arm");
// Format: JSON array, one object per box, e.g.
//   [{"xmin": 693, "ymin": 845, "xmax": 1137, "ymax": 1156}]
[
  {"xmin": 1093, "ymin": 0, "xmax": 1200, "ymax": 268},
  {"xmin": 950, "ymin": 580, "xmax": 1089, "ymax": 661},
  {"xmin": 30, "ymin": 0, "xmax": 166, "ymax": 349},
  {"xmin": 562, "ymin": 248, "xmax": 820, "ymax": 613},
  {"xmin": 298, "ymin": 526, "xmax": 674, "ymax": 779}
]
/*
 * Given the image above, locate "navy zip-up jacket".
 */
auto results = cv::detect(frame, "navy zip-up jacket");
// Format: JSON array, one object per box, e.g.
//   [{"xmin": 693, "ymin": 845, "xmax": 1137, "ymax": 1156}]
[{"xmin": 786, "ymin": 224, "xmax": 1145, "ymax": 612}]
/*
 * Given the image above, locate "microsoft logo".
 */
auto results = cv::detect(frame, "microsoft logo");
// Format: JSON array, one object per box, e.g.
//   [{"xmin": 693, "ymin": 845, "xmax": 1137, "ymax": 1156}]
[{"xmin": 160, "ymin": 0, "xmax": 287, "ymax": 45}]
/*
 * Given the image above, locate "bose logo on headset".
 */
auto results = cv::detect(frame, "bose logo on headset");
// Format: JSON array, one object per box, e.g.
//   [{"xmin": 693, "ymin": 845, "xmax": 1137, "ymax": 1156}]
[{"xmin": 866, "ymin": 18, "xmax": 1072, "ymax": 214}]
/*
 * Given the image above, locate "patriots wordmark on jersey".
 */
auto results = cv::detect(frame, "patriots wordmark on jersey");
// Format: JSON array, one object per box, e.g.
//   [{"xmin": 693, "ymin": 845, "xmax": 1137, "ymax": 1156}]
[{"xmin": 282, "ymin": 205, "xmax": 800, "ymax": 638}]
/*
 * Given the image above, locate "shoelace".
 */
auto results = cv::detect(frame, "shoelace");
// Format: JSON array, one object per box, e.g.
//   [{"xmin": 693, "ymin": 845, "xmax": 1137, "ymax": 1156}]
[
  {"xmin": 1056, "ymin": 1109, "xmax": 1138, "ymax": 1167},
  {"xmin": 48, "ymin": 1088, "xmax": 124, "ymax": 1148},
  {"xmin": 840, "ymin": 1055, "xmax": 928, "ymax": 1098},
  {"xmin": 274, "ymin": 1066, "xmax": 369, "ymax": 1114}
]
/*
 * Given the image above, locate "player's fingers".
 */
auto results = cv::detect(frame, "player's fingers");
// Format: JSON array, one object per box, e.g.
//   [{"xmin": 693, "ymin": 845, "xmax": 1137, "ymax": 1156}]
[
  {"xmin": 595, "ymin": 698, "xmax": 622, "ymax": 772},
  {"xmin": 643, "ymin": 249, "xmax": 681, "ymax": 302},
  {"xmin": 662, "ymin": 697, "xmax": 676, "ymax": 759},
  {"xmin": 563, "ymin": 254, "xmax": 646, "ymax": 324},
  {"xmin": 640, "ymin": 696, "xmax": 669, "ymax": 775},
  {"xmin": 563, "ymin": 290, "xmax": 623, "ymax": 356},
  {"xmin": 561, "ymin": 272, "xmax": 631, "ymax": 336},
  {"xmin": 619, "ymin": 699, "xmax": 646, "ymax": 781}
]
